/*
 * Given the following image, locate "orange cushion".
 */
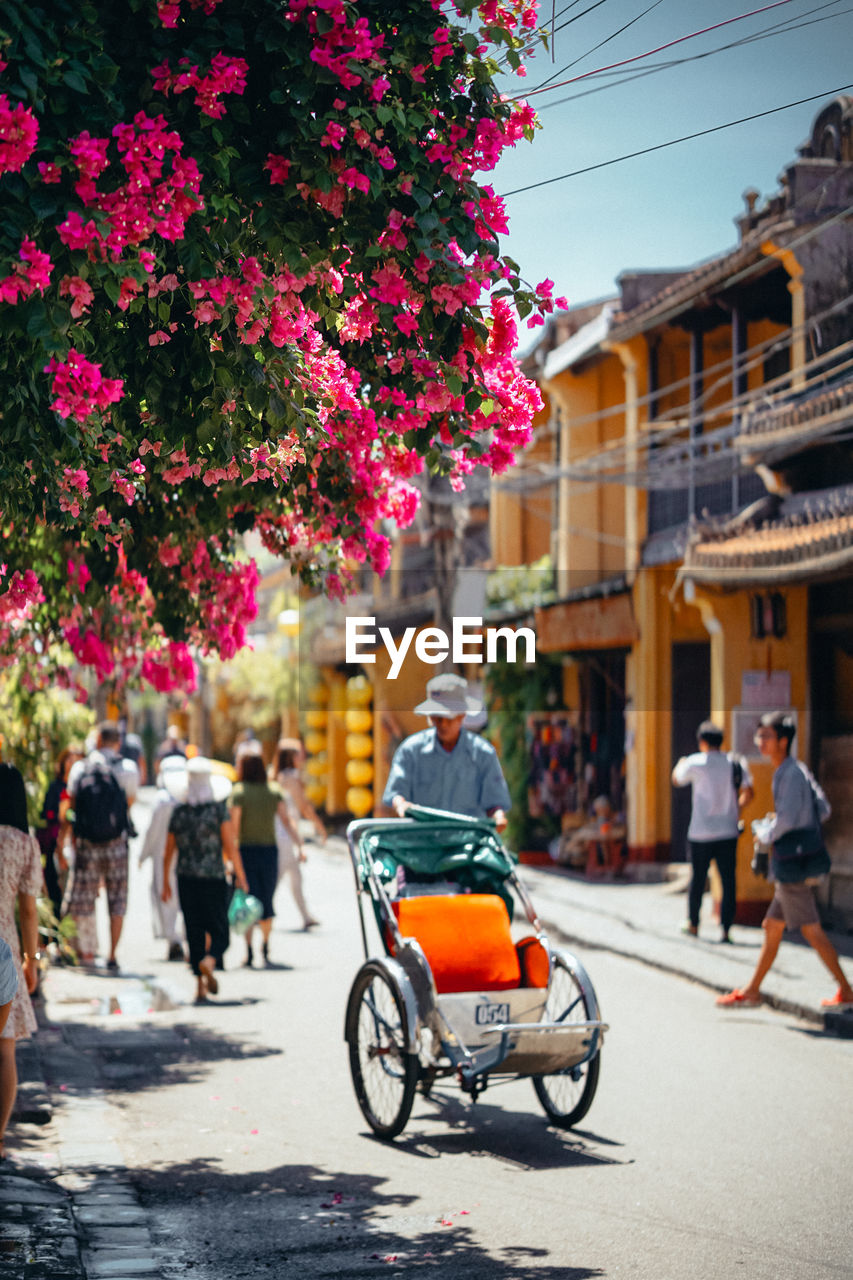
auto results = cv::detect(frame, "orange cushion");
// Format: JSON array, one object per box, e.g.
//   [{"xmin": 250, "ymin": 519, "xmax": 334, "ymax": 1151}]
[
  {"xmin": 393, "ymin": 894, "xmax": 521, "ymax": 994},
  {"xmin": 515, "ymin": 935, "xmax": 550, "ymax": 988}
]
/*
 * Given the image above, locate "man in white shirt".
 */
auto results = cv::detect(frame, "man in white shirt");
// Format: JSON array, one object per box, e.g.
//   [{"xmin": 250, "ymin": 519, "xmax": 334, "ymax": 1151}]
[{"xmin": 672, "ymin": 720, "xmax": 753, "ymax": 942}]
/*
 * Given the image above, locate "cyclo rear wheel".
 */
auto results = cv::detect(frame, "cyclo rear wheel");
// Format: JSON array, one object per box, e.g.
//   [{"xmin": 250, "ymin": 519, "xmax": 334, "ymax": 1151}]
[
  {"xmin": 348, "ymin": 963, "xmax": 418, "ymax": 1139},
  {"xmin": 533, "ymin": 955, "xmax": 601, "ymax": 1128}
]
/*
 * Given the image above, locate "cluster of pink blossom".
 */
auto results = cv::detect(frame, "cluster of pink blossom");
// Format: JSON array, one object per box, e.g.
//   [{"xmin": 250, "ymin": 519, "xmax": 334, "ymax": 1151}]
[
  {"xmin": 0, "ymin": 236, "xmax": 53, "ymax": 304},
  {"xmin": 140, "ymin": 642, "xmax": 197, "ymax": 692},
  {"xmin": 57, "ymin": 113, "xmax": 203, "ymax": 262},
  {"xmin": 0, "ymin": 91, "xmax": 39, "ymax": 175},
  {"xmin": 151, "ymin": 52, "xmax": 249, "ymax": 119},
  {"xmin": 157, "ymin": 0, "xmax": 223, "ymax": 27},
  {"xmin": 44, "ymin": 349, "xmax": 124, "ymax": 423}
]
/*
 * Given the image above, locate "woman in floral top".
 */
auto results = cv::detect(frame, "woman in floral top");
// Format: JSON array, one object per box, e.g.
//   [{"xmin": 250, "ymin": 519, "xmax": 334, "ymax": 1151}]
[
  {"xmin": 0, "ymin": 763, "xmax": 42, "ymax": 1159},
  {"xmin": 163, "ymin": 758, "xmax": 248, "ymax": 1004}
]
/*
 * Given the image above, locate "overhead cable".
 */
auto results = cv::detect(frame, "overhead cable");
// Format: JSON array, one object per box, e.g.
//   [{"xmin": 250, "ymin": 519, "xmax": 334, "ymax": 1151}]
[
  {"xmin": 519, "ymin": 0, "xmax": 797, "ymax": 98},
  {"xmin": 501, "ymin": 84, "xmax": 853, "ymax": 196}
]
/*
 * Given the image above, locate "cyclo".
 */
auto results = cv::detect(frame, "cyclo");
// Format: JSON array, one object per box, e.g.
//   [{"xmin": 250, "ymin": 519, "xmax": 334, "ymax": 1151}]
[{"xmin": 344, "ymin": 805, "xmax": 607, "ymax": 1139}]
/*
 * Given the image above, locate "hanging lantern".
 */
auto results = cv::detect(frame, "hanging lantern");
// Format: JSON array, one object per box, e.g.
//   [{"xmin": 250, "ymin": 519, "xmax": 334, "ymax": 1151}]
[
  {"xmin": 345, "ymin": 706, "xmax": 373, "ymax": 734},
  {"xmin": 346, "ymin": 758, "xmax": 374, "ymax": 786},
  {"xmin": 304, "ymin": 730, "xmax": 328, "ymax": 756},
  {"xmin": 305, "ymin": 782, "xmax": 327, "ymax": 808},
  {"xmin": 304, "ymin": 708, "xmax": 329, "ymax": 730},
  {"xmin": 305, "ymin": 755, "xmax": 328, "ymax": 779},
  {"xmin": 346, "ymin": 675, "xmax": 372, "ymax": 707},
  {"xmin": 345, "ymin": 732, "xmax": 373, "ymax": 760},
  {"xmin": 346, "ymin": 785, "xmax": 374, "ymax": 817}
]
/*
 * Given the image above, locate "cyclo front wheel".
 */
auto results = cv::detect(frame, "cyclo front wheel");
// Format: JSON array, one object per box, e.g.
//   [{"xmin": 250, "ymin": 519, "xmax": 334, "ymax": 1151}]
[
  {"xmin": 348, "ymin": 963, "xmax": 418, "ymax": 1139},
  {"xmin": 533, "ymin": 955, "xmax": 601, "ymax": 1128}
]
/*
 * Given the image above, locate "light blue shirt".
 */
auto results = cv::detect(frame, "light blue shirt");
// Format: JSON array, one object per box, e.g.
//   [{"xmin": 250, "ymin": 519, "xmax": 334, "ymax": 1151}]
[
  {"xmin": 0, "ymin": 937, "xmax": 18, "ymax": 1007},
  {"xmin": 382, "ymin": 728, "xmax": 511, "ymax": 819}
]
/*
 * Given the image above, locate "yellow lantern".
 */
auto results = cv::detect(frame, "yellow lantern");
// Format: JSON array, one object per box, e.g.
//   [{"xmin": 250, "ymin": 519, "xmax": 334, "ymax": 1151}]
[
  {"xmin": 305, "ymin": 782, "xmax": 327, "ymax": 808},
  {"xmin": 345, "ymin": 706, "xmax": 373, "ymax": 733},
  {"xmin": 345, "ymin": 732, "xmax": 373, "ymax": 760},
  {"xmin": 346, "ymin": 786, "xmax": 374, "ymax": 817},
  {"xmin": 346, "ymin": 758, "xmax": 374, "ymax": 786},
  {"xmin": 346, "ymin": 675, "xmax": 372, "ymax": 707},
  {"xmin": 308, "ymin": 683, "xmax": 330, "ymax": 705},
  {"xmin": 305, "ymin": 755, "xmax": 328, "ymax": 779},
  {"xmin": 304, "ymin": 708, "xmax": 329, "ymax": 730},
  {"xmin": 304, "ymin": 730, "xmax": 327, "ymax": 756}
]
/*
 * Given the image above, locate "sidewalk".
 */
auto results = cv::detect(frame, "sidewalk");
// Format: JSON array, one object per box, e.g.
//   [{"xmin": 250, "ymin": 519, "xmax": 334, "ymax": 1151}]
[
  {"xmin": 3, "ymin": 960, "xmax": 174, "ymax": 1279},
  {"xmin": 517, "ymin": 858, "xmax": 853, "ymax": 1032}
]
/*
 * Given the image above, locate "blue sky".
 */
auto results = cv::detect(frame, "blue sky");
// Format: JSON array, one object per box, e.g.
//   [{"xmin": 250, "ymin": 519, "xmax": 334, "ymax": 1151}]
[{"xmin": 492, "ymin": 0, "xmax": 853, "ymax": 337}]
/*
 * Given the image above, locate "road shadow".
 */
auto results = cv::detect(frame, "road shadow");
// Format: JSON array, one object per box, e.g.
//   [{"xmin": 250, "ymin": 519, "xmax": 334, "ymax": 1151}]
[
  {"xmin": 384, "ymin": 1088, "xmax": 628, "ymax": 1170},
  {"xmin": 38, "ymin": 1018, "xmax": 282, "ymax": 1100},
  {"xmin": 125, "ymin": 1157, "xmax": 607, "ymax": 1278}
]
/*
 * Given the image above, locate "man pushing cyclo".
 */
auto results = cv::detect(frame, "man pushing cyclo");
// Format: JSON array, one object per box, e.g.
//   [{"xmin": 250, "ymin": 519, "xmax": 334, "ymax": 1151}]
[{"xmin": 381, "ymin": 673, "xmax": 511, "ymax": 830}]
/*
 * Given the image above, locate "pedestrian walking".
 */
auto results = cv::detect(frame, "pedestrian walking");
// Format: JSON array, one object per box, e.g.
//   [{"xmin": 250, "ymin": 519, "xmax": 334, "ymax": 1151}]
[
  {"xmin": 64, "ymin": 722, "xmax": 140, "ymax": 969},
  {"xmin": 0, "ymin": 937, "xmax": 16, "ymax": 1037},
  {"xmin": 162, "ymin": 758, "xmax": 248, "ymax": 1003},
  {"xmin": 382, "ymin": 674, "xmax": 511, "ymax": 829},
  {"xmin": 716, "ymin": 711, "xmax": 853, "ymax": 1009},
  {"xmin": 672, "ymin": 720, "xmax": 754, "ymax": 942},
  {"xmin": 0, "ymin": 763, "xmax": 41, "ymax": 1160},
  {"xmin": 138, "ymin": 757, "xmax": 186, "ymax": 961},
  {"xmin": 36, "ymin": 746, "xmax": 82, "ymax": 919},
  {"xmin": 273, "ymin": 741, "xmax": 324, "ymax": 930},
  {"xmin": 229, "ymin": 747, "xmax": 299, "ymax": 967}
]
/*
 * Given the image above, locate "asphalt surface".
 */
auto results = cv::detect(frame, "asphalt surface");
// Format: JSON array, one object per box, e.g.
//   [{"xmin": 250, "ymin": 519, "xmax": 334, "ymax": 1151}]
[{"xmin": 2, "ymin": 814, "xmax": 852, "ymax": 1277}]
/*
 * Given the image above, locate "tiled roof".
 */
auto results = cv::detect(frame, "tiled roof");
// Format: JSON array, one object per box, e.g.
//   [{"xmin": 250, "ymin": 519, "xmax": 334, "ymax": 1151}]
[
  {"xmin": 737, "ymin": 370, "xmax": 853, "ymax": 462},
  {"xmin": 682, "ymin": 485, "xmax": 853, "ymax": 585},
  {"xmin": 608, "ymin": 222, "xmax": 792, "ymax": 340}
]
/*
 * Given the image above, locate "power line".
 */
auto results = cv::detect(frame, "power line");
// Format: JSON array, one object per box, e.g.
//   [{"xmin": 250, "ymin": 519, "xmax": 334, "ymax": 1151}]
[
  {"xmin": 536, "ymin": 1, "xmax": 851, "ymax": 112},
  {"xmin": 519, "ymin": 0, "xmax": 797, "ymax": 99},
  {"xmin": 537, "ymin": 0, "xmax": 667, "ymax": 91},
  {"xmin": 500, "ymin": 84, "xmax": 853, "ymax": 197}
]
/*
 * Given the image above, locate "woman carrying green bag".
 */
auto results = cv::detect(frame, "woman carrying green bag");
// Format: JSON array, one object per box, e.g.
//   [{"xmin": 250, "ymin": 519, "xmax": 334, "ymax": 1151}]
[{"xmin": 162, "ymin": 758, "xmax": 248, "ymax": 1004}]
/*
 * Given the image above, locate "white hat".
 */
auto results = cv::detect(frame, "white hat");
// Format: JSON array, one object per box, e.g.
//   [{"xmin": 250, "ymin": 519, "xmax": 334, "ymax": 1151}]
[
  {"xmin": 414, "ymin": 673, "xmax": 482, "ymax": 718},
  {"xmin": 162, "ymin": 757, "xmax": 232, "ymax": 803}
]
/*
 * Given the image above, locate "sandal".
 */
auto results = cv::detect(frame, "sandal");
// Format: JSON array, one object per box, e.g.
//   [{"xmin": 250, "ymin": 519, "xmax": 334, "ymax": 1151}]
[
  {"xmin": 200, "ymin": 958, "xmax": 218, "ymax": 995},
  {"xmin": 715, "ymin": 989, "xmax": 761, "ymax": 1008},
  {"xmin": 820, "ymin": 988, "xmax": 853, "ymax": 1008}
]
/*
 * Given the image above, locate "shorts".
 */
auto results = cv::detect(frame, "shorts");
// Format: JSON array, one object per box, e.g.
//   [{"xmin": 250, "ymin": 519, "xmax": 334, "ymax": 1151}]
[
  {"xmin": 240, "ymin": 844, "xmax": 278, "ymax": 920},
  {"xmin": 765, "ymin": 880, "xmax": 820, "ymax": 931},
  {"xmin": 65, "ymin": 836, "xmax": 129, "ymax": 918}
]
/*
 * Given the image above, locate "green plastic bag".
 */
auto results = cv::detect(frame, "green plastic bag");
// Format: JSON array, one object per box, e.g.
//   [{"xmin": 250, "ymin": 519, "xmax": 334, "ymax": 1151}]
[{"xmin": 228, "ymin": 887, "xmax": 262, "ymax": 935}]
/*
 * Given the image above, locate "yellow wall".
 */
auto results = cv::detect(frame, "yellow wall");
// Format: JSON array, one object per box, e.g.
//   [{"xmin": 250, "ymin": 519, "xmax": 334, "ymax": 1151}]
[
  {"xmin": 490, "ymin": 395, "xmax": 554, "ymax": 566},
  {"xmin": 546, "ymin": 352, "xmax": 627, "ymax": 593}
]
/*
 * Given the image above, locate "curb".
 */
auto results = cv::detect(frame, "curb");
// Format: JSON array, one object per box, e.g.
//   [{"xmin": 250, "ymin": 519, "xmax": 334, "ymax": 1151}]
[{"xmin": 536, "ymin": 904, "xmax": 836, "ymax": 1030}]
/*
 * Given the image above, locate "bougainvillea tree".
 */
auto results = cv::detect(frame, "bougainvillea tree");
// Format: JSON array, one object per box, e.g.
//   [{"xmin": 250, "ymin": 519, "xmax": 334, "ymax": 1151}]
[{"xmin": 0, "ymin": 0, "xmax": 562, "ymax": 698}]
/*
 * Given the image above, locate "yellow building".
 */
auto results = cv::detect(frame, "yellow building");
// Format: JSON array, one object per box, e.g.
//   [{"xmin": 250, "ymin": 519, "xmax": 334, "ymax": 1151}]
[{"xmin": 494, "ymin": 96, "xmax": 853, "ymax": 923}]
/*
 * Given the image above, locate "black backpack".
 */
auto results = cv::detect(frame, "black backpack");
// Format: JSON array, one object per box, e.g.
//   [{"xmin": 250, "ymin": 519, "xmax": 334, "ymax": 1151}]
[{"xmin": 73, "ymin": 759, "xmax": 129, "ymax": 843}]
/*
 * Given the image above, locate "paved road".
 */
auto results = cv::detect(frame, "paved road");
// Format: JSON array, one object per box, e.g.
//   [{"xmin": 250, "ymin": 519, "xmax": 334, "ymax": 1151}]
[{"xmin": 18, "ymin": 822, "xmax": 852, "ymax": 1280}]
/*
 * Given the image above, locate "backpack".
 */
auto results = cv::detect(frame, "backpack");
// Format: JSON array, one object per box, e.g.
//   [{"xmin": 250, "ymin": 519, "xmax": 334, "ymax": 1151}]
[{"xmin": 73, "ymin": 759, "xmax": 129, "ymax": 843}]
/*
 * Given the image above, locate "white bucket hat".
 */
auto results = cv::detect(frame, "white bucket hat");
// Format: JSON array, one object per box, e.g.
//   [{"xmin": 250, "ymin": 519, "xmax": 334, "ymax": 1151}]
[
  {"xmin": 414, "ymin": 674, "xmax": 482, "ymax": 718},
  {"xmin": 162, "ymin": 756, "xmax": 232, "ymax": 804}
]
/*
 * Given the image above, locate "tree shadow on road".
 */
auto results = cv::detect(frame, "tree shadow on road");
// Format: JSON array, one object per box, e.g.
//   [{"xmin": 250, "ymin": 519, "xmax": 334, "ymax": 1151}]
[
  {"xmin": 39, "ymin": 1018, "xmax": 282, "ymax": 1100},
  {"xmin": 126, "ymin": 1156, "xmax": 607, "ymax": 1278}
]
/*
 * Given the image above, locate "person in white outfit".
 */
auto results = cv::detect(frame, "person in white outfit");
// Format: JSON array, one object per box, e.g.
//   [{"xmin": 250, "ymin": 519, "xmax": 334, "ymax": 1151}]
[
  {"xmin": 138, "ymin": 757, "xmax": 185, "ymax": 960},
  {"xmin": 273, "ymin": 741, "xmax": 326, "ymax": 930},
  {"xmin": 672, "ymin": 720, "xmax": 753, "ymax": 942}
]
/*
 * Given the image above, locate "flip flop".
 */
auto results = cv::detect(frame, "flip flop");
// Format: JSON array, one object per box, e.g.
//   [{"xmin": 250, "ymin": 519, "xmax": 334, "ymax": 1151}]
[
  {"xmin": 200, "ymin": 959, "xmax": 218, "ymax": 995},
  {"xmin": 715, "ymin": 989, "xmax": 761, "ymax": 1008},
  {"xmin": 820, "ymin": 989, "xmax": 853, "ymax": 1008}
]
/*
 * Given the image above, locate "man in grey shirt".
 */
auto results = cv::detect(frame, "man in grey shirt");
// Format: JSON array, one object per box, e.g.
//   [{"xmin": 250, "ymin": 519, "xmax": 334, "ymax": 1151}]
[{"xmin": 716, "ymin": 711, "xmax": 853, "ymax": 1009}]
